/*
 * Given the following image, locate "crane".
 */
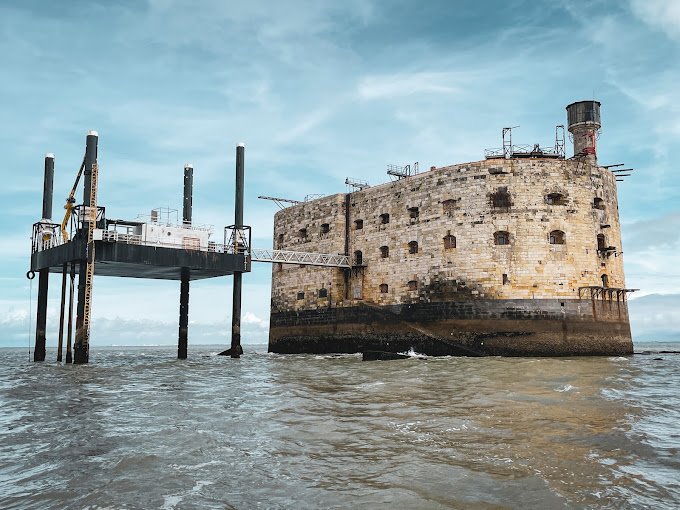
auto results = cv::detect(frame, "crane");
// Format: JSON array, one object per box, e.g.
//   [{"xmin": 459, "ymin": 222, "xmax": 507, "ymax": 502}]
[{"xmin": 60, "ymin": 157, "xmax": 86, "ymax": 242}]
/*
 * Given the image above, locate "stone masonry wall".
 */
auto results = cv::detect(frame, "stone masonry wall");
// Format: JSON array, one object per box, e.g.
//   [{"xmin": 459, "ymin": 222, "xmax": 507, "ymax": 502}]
[{"xmin": 270, "ymin": 157, "xmax": 626, "ymax": 313}]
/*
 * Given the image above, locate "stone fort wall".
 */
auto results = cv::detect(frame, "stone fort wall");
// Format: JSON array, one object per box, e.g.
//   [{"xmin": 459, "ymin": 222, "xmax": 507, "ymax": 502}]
[{"xmin": 270, "ymin": 157, "xmax": 625, "ymax": 314}]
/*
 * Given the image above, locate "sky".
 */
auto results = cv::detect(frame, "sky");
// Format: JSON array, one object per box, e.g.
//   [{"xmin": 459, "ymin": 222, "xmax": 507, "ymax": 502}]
[{"xmin": 1, "ymin": 0, "xmax": 679, "ymax": 348}]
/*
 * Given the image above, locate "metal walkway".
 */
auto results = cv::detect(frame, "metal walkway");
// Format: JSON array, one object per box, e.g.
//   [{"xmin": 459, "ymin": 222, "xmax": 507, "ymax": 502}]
[{"xmin": 250, "ymin": 248, "xmax": 350, "ymax": 268}]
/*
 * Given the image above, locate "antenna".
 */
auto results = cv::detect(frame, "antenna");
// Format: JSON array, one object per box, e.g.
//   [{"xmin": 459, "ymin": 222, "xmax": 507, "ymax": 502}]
[
  {"xmin": 503, "ymin": 126, "xmax": 519, "ymax": 159},
  {"xmin": 555, "ymin": 125, "xmax": 565, "ymax": 158}
]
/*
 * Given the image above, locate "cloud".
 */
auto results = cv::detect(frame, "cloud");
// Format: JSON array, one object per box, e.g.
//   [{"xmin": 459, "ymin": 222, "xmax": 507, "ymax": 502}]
[
  {"xmin": 629, "ymin": 293, "xmax": 680, "ymax": 341},
  {"xmin": 357, "ymin": 72, "xmax": 460, "ymax": 100},
  {"xmin": 630, "ymin": 0, "xmax": 680, "ymax": 41}
]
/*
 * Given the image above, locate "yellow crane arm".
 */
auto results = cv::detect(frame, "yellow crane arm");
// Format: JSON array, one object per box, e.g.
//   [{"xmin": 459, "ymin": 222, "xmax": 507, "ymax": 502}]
[{"xmin": 61, "ymin": 157, "xmax": 86, "ymax": 242}]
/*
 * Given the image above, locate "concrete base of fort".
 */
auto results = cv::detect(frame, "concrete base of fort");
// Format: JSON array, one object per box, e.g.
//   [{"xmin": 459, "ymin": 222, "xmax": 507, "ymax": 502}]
[{"xmin": 268, "ymin": 299, "xmax": 633, "ymax": 357}]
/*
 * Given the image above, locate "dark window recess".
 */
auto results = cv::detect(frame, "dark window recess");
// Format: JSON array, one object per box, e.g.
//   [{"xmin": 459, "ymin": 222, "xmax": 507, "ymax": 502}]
[
  {"xmin": 408, "ymin": 207, "xmax": 420, "ymax": 220},
  {"xmin": 494, "ymin": 231, "xmax": 510, "ymax": 245},
  {"xmin": 597, "ymin": 234, "xmax": 606, "ymax": 251},
  {"xmin": 296, "ymin": 291, "xmax": 305, "ymax": 300},
  {"xmin": 379, "ymin": 283, "xmax": 389, "ymax": 294},
  {"xmin": 277, "ymin": 233, "xmax": 284, "ymax": 248},
  {"xmin": 442, "ymin": 199, "xmax": 458, "ymax": 216},
  {"xmin": 276, "ymin": 263, "xmax": 282, "ymax": 272},
  {"xmin": 601, "ymin": 274, "xmax": 609, "ymax": 288},
  {"xmin": 354, "ymin": 250, "xmax": 363, "ymax": 265},
  {"xmin": 546, "ymin": 193, "xmax": 566, "ymax": 205},
  {"xmin": 408, "ymin": 241, "xmax": 419, "ymax": 254},
  {"xmin": 549, "ymin": 230, "xmax": 566, "ymax": 245},
  {"xmin": 593, "ymin": 197, "xmax": 605, "ymax": 210},
  {"xmin": 354, "ymin": 219, "xmax": 363, "ymax": 230},
  {"xmin": 380, "ymin": 245, "xmax": 389, "ymax": 258},
  {"xmin": 444, "ymin": 234, "xmax": 456, "ymax": 249},
  {"xmin": 379, "ymin": 213, "xmax": 390, "ymax": 225},
  {"xmin": 503, "ymin": 273, "xmax": 509, "ymax": 285},
  {"xmin": 318, "ymin": 288, "xmax": 328, "ymax": 298},
  {"xmin": 491, "ymin": 188, "xmax": 511, "ymax": 209},
  {"xmin": 408, "ymin": 280, "xmax": 418, "ymax": 291},
  {"xmin": 320, "ymin": 223, "xmax": 330, "ymax": 234},
  {"xmin": 298, "ymin": 228, "xmax": 307, "ymax": 240}
]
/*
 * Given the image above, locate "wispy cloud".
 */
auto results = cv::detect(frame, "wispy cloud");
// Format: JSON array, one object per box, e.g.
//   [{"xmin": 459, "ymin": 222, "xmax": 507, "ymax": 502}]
[
  {"xmin": 357, "ymin": 72, "xmax": 460, "ymax": 100},
  {"xmin": 630, "ymin": 0, "xmax": 680, "ymax": 41}
]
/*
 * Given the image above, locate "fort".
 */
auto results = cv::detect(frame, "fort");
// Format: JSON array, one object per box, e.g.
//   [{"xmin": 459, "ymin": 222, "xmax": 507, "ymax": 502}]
[{"xmin": 268, "ymin": 101, "xmax": 636, "ymax": 356}]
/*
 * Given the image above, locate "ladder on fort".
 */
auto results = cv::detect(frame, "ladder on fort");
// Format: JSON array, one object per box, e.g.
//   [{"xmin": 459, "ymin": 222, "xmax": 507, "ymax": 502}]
[{"xmin": 82, "ymin": 162, "xmax": 98, "ymax": 340}]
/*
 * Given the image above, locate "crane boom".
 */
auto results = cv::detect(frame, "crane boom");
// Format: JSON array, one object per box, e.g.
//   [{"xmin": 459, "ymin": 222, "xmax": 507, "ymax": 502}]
[{"xmin": 60, "ymin": 157, "xmax": 86, "ymax": 241}]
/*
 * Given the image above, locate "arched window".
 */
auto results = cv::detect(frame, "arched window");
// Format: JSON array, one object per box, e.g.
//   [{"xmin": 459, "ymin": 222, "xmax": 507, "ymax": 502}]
[
  {"xmin": 597, "ymin": 234, "xmax": 606, "ymax": 251},
  {"xmin": 408, "ymin": 207, "xmax": 419, "ymax": 221},
  {"xmin": 354, "ymin": 250, "xmax": 363, "ymax": 265},
  {"xmin": 379, "ymin": 245, "xmax": 389, "ymax": 258},
  {"xmin": 491, "ymin": 188, "xmax": 511, "ymax": 209},
  {"xmin": 318, "ymin": 287, "xmax": 328, "ymax": 298},
  {"xmin": 593, "ymin": 197, "xmax": 605, "ymax": 210},
  {"xmin": 297, "ymin": 291, "xmax": 305, "ymax": 300},
  {"xmin": 549, "ymin": 230, "xmax": 565, "ymax": 245},
  {"xmin": 379, "ymin": 213, "xmax": 390, "ymax": 225},
  {"xmin": 320, "ymin": 223, "xmax": 330, "ymax": 234},
  {"xmin": 442, "ymin": 199, "xmax": 458, "ymax": 216},
  {"xmin": 494, "ymin": 231, "xmax": 510, "ymax": 245},
  {"xmin": 354, "ymin": 219, "xmax": 363, "ymax": 230},
  {"xmin": 546, "ymin": 193, "xmax": 566, "ymax": 206},
  {"xmin": 408, "ymin": 280, "xmax": 418, "ymax": 291},
  {"xmin": 408, "ymin": 241, "xmax": 419, "ymax": 254},
  {"xmin": 601, "ymin": 274, "xmax": 609, "ymax": 288},
  {"xmin": 443, "ymin": 234, "xmax": 456, "ymax": 249},
  {"xmin": 379, "ymin": 283, "xmax": 388, "ymax": 294},
  {"xmin": 298, "ymin": 228, "xmax": 307, "ymax": 240}
]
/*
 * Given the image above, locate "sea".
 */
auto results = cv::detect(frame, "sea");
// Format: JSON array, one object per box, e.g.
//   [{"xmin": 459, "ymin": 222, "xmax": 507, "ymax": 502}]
[{"xmin": 1, "ymin": 342, "xmax": 679, "ymax": 509}]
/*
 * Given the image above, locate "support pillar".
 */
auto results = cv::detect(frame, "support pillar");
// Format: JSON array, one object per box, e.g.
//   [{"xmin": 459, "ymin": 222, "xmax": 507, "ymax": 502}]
[
  {"xmin": 66, "ymin": 263, "xmax": 75, "ymax": 364},
  {"xmin": 178, "ymin": 267, "xmax": 189, "ymax": 359},
  {"xmin": 177, "ymin": 163, "xmax": 193, "ymax": 359},
  {"xmin": 230, "ymin": 143, "xmax": 245, "ymax": 358},
  {"xmin": 57, "ymin": 263, "xmax": 67, "ymax": 362},
  {"xmin": 74, "ymin": 131, "xmax": 98, "ymax": 364},
  {"xmin": 34, "ymin": 153, "xmax": 54, "ymax": 362}
]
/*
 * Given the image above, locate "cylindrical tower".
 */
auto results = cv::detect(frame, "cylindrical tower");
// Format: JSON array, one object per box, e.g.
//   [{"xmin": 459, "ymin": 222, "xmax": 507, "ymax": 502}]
[
  {"xmin": 182, "ymin": 163, "xmax": 193, "ymax": 226},
  {"xmin": 566, "ymin": 100, "xmax": 601, "ymax": 157}
]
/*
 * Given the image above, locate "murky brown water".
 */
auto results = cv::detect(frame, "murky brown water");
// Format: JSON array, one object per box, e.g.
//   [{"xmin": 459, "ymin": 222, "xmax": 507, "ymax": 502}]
[{"xmin": 1, "ymin": 344, "xmax": 679, "ymax": 509}]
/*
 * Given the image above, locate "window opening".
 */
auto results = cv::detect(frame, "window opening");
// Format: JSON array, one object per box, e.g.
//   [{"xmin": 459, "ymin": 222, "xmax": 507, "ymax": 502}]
[
  {"xmin": 320, "ymin": 223, "xmax": 330, "ymax": 234},
  {"xmin": 597, "ymin": 234, "xmax": 606, "ymax": 251},
  {"xmin": 408, "ymin": 280, "xmax": 418, "ymax": 291},
  {"xmin": 443, "ymin": 234, "xmax": 456, "ymax": 249},
  {"xmin": 549, "ymin": 230, "xmax": 565, "ymax": 245},
  {"xmin": 354, "ymin": 250, "xmax": 363, "ymax": 265},
  {"xmin": 408, "ymin": 241, "xmax": 419, "ymax": 254},
  {"xmin": 354, "ymin": 219, "xmax": 363, "ymax": 230},
  {"xmin": 318, "ymin": 288, "xmax": 328, "ymax": 298},
  {"xmin": 379, "ymin": 245, "xmax": 389, "ymax": 258},
  {"xmin": 593, "ymin": 197, "xmax": 605, "ymax": 210},
  {"xmin": 494, "ymin": 231, "xmax": 510, "ymax": 245},
  {"xmin": 491, "ymin": 189, "xmax": 511, "ymax": 209},
  {"xmin": 546, "ymin": 193, "xmax": 566, "ymax": 206},
  {"xmin": 296, "ymin": 291, "xmax": 305, "ymax": 300},
  {"xmin": 379, "ymin": 213, "xmax": 390, "ymax": 225},
  {"xmin": 379, "ymin": 283, "xmax": 389, "ymax": 294}
]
